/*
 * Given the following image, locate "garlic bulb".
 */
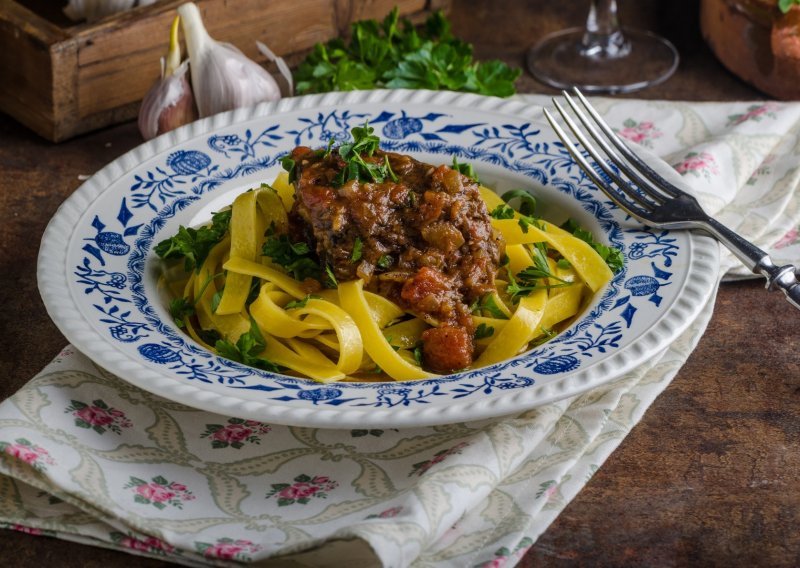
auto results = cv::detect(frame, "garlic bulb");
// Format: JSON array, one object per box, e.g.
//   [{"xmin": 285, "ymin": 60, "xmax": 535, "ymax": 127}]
[
  {"xmin": 138, "ymin": 16, "xmax": 198, "ymax": 140},
  {"xmin": 178, "ymin": 2, "xmax": 281, "ymax": 118},
  {"xmin": 256, "ymin": 40, "xmax": 294, "ymax": 96},
  {"xmin": 64, "ymin": 0, "xmax": 156, "ymax": 23}
]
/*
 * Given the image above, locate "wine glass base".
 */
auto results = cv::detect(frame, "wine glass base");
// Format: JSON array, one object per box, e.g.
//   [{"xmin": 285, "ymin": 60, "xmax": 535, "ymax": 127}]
[{"xmin": 527, "ymin": 27, "xmax": 679, "ymax": 94}]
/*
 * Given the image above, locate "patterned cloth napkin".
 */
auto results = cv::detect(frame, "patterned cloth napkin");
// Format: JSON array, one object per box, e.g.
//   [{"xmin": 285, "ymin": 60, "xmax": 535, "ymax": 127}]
[{"xmin": 2, "ymin": 96, "xmax": 799, "ymax": 567}]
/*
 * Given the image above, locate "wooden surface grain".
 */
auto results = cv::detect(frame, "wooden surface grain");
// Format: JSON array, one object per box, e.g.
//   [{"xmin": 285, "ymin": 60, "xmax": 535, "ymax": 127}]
[{"xmin": 1, "ymin": 0, "xmax": 798, "ymax": 566}]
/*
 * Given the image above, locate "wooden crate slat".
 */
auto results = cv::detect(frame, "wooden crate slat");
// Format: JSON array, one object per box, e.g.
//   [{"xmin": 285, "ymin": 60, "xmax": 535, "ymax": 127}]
[{"xmin": 0, "ymin": 0, "xmax": 448, "ymax": 141}]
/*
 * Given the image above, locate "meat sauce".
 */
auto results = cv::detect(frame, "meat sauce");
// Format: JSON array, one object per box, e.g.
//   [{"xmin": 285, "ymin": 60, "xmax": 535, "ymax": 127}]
[{"xmin": 289, "ymin": 146, "xmax": 505, "ymax": 373}]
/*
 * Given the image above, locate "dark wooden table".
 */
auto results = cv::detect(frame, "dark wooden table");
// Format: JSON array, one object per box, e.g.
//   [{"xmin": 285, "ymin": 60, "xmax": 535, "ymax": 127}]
[{"xmin": 1, "ymin": 1, "xmax": 798, "ymax": 566}]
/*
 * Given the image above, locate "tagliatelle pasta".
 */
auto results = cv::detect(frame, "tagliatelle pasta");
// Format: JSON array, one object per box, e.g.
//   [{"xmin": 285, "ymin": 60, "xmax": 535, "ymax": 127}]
[{"xmin": 157, "ymin": 141, "xmax": 619, "ymax": 383}]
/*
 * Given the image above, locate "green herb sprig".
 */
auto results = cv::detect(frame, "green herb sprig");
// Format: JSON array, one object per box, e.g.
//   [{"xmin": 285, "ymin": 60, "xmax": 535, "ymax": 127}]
[
  {"xmin": 262, "ymin": 234, "xmax": 321, "ymax": 281},
  {"xmin": 154, "ymin": 209, "xmax": 232, "ymax": 272},
  {"xmin": 561, "ymin": 219, "xmax": 624, "ymax": 273},
  {"xmin": 333, "ymin": 124, "xmax": 397, "ymax": 185},
  {"xmin": 295, "ymin": 8, "xmax": 520, "ymax": 97},
  {"xmin": 215, "ymin": 319, "xmax": 282, "ymax": 373}
]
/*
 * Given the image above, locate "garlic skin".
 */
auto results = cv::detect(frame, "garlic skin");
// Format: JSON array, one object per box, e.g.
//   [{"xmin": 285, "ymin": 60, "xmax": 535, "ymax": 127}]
[
  {"xmin": 178, "ymin": 2, "xmax": 281, "ymax": 118},
  {"xmin": 138, "ymin": 16, "xmax": 198, "ymax": 140},
  {"xmin": 138, "ymin": 60, "xmax": 198, "ymax": 140}
]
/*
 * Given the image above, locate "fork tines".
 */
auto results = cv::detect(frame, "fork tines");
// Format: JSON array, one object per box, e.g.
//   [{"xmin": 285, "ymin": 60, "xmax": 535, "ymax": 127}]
[{"xmin": 542, "ymin": 88, "xmax": 682, "ymax": 224}]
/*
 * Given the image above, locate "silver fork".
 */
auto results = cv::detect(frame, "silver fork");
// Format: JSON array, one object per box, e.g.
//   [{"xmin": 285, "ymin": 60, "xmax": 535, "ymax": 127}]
[{"xmin": 543, "ymin": 88, "xmax": 800, "ymax": 310}]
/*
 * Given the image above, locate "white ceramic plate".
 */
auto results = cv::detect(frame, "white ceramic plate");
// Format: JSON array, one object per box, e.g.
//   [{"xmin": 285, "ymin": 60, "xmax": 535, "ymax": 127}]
[{"xmin": 38, "ymin": 90, "xmax": 719, "ymax": 428}]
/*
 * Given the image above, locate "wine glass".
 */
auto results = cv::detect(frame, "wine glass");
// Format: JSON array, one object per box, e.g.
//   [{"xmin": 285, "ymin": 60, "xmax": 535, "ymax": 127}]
[{"xmin": 527, "ymin": 0, "xmax": 679, "ymax": 94}]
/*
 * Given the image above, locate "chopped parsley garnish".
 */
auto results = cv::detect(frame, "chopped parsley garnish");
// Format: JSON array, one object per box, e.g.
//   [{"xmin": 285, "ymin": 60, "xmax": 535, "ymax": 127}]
[
  {"xmin": 413, "ymin": 345, "xmax": 423, "ymax": 366},
  {"xmin": 332, "ymin": 124, "xmax": 397, "ymax": 186},
  {"xmin": 351, "ymin": 237, "xmax": 363, "ymax": 263},
  {"xmin": 262, "ymin": 234, "xmax": 321, "ymax": 281},
  {"xmin": 506, "ymin": 244, "xmax": 571, "ymax": 300},
  {"xmin": 376, "ymin": 254, "xmax": 393, "ymax": 269},
  {"xmin": 474, "ymin": 323, "xmax": 495, "ymax": 340},
  {"xmin": 325, "ymin": 265, "xmax": 338, "ymax": 288},
  {"xmin": 532, "ymin": 327, "xmax": 557, "ymax": 346},
  {"xmin": 281, "ymin": 156, "xmax": 297, "ymax": 184},
  {"xmin": 211, "ymin": 290, "xmax": 223, "ymax": 313},
  {"xmin": 154, "ymin": 209, "xmax": 232, "ymax": 272},
  {"xmin": 490, "ymin": 204, "xmax": 515, "ymax": 220},
  {"xmin": 779, "ymin": 0, "xmax": 800, "ymax": 13},
  {"xmin": 284, "ymin": 295, "xmax": 322, "ymax": 310},
  {"xmin": 501, "ymin": 189, "xmax": 537, "ymax": 216},
  {"xmin": 452, "ymin": 156, "xmax": 478, "ymax": 182},
  {"xmin": 168, "ymin": 298, "xmax": 194, "ymax": 328},
  {"xmin": 295, "ymin": 8, "xmax": 520, "ymax": 97},
  {"xmin": 476, "ymin": 293, "xmax": 509, "ymax": 320},
  {"xmin": 215, "ymin": 318, "xmax": 282, "ymax": 373},
  {"xmin": 168, "ymin": 271, "xmax": 222, "ymax": 328},
  {"xmin": 561, "ymin": 218, "xmax": 624, "ymax": 273}
]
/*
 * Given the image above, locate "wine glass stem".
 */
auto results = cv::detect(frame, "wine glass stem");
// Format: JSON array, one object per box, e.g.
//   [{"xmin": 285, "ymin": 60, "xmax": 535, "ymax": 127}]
[{"xmin": 582, "ymin": 0, "xmax": 630, "ymax": 58}]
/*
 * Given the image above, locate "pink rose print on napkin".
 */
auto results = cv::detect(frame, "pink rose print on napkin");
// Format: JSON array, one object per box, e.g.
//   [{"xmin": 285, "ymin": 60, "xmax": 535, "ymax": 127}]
[
  {"xmin": 409, "ymin": 441, "xmax": 470, "ymax": 477},
  {"xmin": 366, "ymin": 506, "xmax": 403, "ymax": 520},
  {"xmin": 0, "ymin": 523, "xmax": 55, "ymax": 537},
  {"xmin": 200, "ymin": 417, "xmax": 271, "ymax": 449},
  {"xmin": 726, "ymin": 102, "xmax": 779, "ymax": 127},
  {"xmin": 616, "ymin": 119, "xmax": 663, "ymax": 148},
  {"xmin": 775, "ymin": 227, "xmax": 799, "ymax": 249},
  {"xmin": 109, "ymin": 531, "xmax": 174, "ymax": 555},
  {"xmin": 0, "ymin": 438, "xmax": 56, "ymax": 472},
  {"xmin": 266, "ymin": 474, "xmax": 338, "ymax": 506},
  {"xmin": 65, "ymin": 399, "xmax": 132, "ymax": 435},
  {"xmin": 196, "ymin": 538, "xmax": 262, "ymax": 561},
  {"xmin": 673, "ymin": 151, "xmax": 720, "ymax": 182},
  {"xmin": 125, "ymin": 475, "xmax": 196, "ymax": 510},
  {"xmin": 474, "ymin": 537, "xmax": 535, "ymax": 568}
]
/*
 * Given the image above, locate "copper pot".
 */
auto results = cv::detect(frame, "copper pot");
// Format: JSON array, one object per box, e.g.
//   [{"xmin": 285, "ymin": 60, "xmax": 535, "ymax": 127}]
[{"xmin": 701, "ymin": 0, "xmax": 800, "ymax": 99}]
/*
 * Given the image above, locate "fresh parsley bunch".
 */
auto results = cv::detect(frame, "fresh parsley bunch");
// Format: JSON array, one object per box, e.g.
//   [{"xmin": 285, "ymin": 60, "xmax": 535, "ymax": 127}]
[{"xmin": 295, "ymin": 8, "xmax": 520, "ymax": 97}]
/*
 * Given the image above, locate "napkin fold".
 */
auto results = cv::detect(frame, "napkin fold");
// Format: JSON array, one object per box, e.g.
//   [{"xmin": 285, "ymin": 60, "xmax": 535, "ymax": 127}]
[{"xmin": 1, "ymin": 96, "xmax": 799, "ymax": 568}]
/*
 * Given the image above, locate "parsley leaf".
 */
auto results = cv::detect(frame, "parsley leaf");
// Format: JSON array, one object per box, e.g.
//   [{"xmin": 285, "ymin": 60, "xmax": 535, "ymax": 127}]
[
  {"xmin": 262, "ymin": 234, "xmax": 321, "ymax": 281},
  {"xmin": 284, "ymin": 295, "xmax": 322, "ymax": 310},
  {"xmin": 474, "ymin": 323, "xmax": 495, "ymax": 340},
  {"xmin": 333, "ymin": 124, "xmax": 396, "ymax": 185},
  {"xmin": 154, "ymin": 209, "xmax": 232, "ymax": 272},
  {"xmin": 215, "ymin": 319, "xmax": 282, "ymax": 373},
  {"xmin": 779, "ymin": 0, "xmax": 800, "ymax": 13},
  {"xmin": 295, "ymin": 8, "xmax": 520, "ymax": 97},
  {"xmin": 413, "ymin": 345, "xmax": 424, "ymax": 366},
  {"xmin": 169, "ymin": 298, "xmax": 194, "ymax": 329},
  {"xmin": 325, "ymin": 265, "xmax": 338, "ymax": 288},
  {"xmin": 500, "ymin": 189, "xmax": 537, "ymax": 216},
  {"xmin": 561, "ymin": 219, "xmax": 624, "ymax": 273},
  {"xmin": 477, "ymin": 294, "xmax": 509, "ymax": 320},
  {"xmin": 452, "ymin": 156, "xmax": 478, "ymax": 182},
  {"xmin": 490, "ymin": 204, "xmax": 516, "ymax": 219},
  {"xmin": 281, "ymin": 156, "xmax": 297, "ymax": 184},
  {"xmin": 506, "ymin": 244, "xmax": 571, "ymax": 301},
  {"xmin": 351, "ymin": 237, "xmax": 364, "ymax": 263},
  {"xmin": 376, "ymin": 255, "xmax": 393, "ymax": 269}
]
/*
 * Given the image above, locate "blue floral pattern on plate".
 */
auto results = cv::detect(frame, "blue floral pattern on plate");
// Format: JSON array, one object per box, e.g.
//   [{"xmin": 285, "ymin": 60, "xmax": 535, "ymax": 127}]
[{"xmin": 40, "ymin": 91, "xmax": 718, "ymax": 427}]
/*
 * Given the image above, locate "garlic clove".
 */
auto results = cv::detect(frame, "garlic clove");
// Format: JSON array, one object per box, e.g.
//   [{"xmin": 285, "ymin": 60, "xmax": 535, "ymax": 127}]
[
  {"xmin": 138, "ymin": 16, "xmax": 198, "ymax": 140},
  {"xmin": 178, "ymin": 2, "xmax": 281, "ymax": 118},
  {"xmin": 138, "ymin": 60, "xmax": 198, "ymax": 140}
]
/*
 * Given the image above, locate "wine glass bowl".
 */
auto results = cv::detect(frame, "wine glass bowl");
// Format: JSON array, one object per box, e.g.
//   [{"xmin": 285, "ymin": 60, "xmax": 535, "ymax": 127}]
[{"xmin": 527, "ymin": 1, "xmax": 679, "ymax": 94}]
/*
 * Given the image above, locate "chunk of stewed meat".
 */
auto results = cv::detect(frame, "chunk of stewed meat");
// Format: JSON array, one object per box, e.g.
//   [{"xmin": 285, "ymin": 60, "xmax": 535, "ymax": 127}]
[
  {"xmin": 289, "ymin": 146, "xmax": 504, "ymax": 373},
  {"xmin": 421, "ymin": 326, "xmax": 474, "ymax": 374}
]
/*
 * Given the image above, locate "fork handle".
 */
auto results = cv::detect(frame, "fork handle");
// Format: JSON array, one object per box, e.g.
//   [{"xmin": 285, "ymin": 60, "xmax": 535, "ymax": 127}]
[{"xmin": 704, "ymin": 218, "xmax": 800, "ymax": 309}]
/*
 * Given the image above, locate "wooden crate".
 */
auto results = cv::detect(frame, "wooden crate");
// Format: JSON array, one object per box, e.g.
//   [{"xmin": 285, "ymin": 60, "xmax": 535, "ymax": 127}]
[{"xmin": 0, "ymin": 0, "xmax": 450, "ymax": 142}]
